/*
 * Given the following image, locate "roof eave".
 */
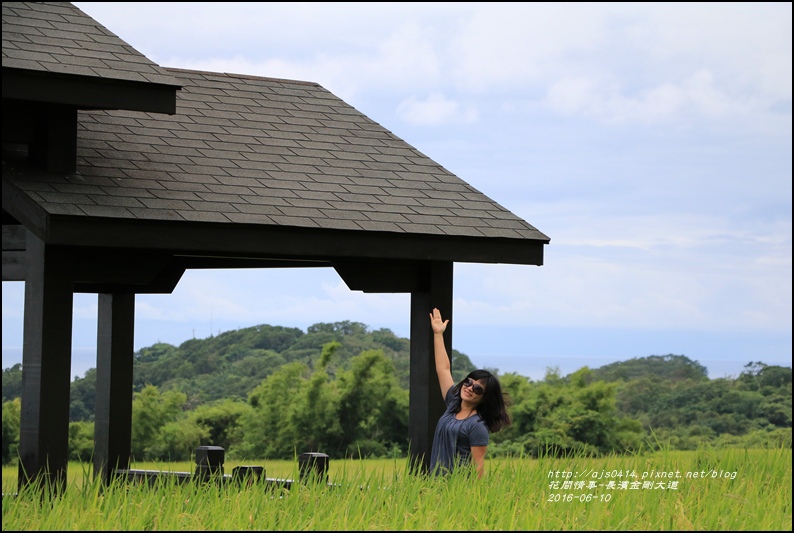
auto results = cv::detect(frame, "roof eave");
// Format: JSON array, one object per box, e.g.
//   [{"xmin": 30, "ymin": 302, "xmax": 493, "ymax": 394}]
[{"xmin": 35, "ymin": 213, "xmax": 547, "ymax": 266}]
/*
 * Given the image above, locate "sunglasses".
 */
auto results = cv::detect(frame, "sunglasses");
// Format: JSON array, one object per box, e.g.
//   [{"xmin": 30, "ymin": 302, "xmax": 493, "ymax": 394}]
[{"xmin": 462, "ymin": 378, "xmax": 485, "ymax": 396}]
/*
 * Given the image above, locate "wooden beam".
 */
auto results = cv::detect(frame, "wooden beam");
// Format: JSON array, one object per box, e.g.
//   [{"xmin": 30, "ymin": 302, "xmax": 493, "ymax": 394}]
[
  {"xmin": 93, "ymin": 293, "xmax": 135, "ymax": 485},
  {"xmin": 3, "ymin": 69, "xmax": 179, "ymax": 114},
  {"xmin": 68, "ymin": 248, "xmax": 177, "ymax": 286},
  {"xmin": 42, "ymin": 216, "xmax": 547, "ymax": 266},
  {"xmin": 408, "ymin": 261, "xmax": 453, "ymax": 474},
  {"xmin": 18, "ymin": 230, "xmax": 73, "ymax": 493},
  {"xmin": 1, "ymin": 179, "xmax": 48, "ymax": 241},
  {"xmin": 333, "ymin": 260, "xmax": 427, "ymax": 293},
  {"xmin": 73, "ymin": 254, "xmax": 329, "ymax": 294}
]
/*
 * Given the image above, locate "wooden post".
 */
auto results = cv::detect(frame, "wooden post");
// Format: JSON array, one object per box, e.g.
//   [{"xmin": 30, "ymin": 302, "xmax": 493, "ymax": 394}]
[
  {"xmin": 93, "ymin": 292, "xmax": 135, "ymax": 485},
  {"xmin": 408, "ymin": 261, "xmax": 453, "ymax": 474},
  {"xmin": 17, "ymin": 231, "xmax": 73, "ymax": 493},
  {"xmin": 298, "ymin": 452, "xmax": 329, "ymax": 483}
]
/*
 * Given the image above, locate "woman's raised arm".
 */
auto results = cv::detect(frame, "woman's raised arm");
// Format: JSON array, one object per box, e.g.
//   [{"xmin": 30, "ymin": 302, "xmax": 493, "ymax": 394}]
[{"xmin": 429, "ymin": 308, "xmax": 454, "ymax": 398}]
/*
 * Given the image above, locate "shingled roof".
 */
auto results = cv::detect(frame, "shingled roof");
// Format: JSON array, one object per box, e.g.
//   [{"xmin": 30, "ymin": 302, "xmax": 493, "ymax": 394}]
[
  {"xmin": 3, "ymin": 1, "xmax": 548, "ymax": 267},
  {"xmin": 18, "ymin": 68, "xmax": 547, "ymax": 235}
]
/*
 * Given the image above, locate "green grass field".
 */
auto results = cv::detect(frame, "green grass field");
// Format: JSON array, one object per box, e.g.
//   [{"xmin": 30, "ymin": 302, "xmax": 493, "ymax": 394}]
[{"xmin": 2, "ymin": 448, "xmax": 791, "ymax": 530}]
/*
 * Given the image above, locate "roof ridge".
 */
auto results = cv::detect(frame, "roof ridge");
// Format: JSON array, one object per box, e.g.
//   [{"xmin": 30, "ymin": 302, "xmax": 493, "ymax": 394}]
[{"xmin": 163, "ymin": 67, "xmax": 320, "ymax": 87}]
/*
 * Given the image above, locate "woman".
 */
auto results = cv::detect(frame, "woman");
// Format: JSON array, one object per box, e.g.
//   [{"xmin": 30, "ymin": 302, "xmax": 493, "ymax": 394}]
[{"xmin": 428, "ymin": 308, "xmax": 511, "ymax": 478}]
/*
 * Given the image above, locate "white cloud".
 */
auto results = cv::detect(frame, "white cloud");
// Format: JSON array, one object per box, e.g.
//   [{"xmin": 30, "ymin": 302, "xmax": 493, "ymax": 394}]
[
  {"xmin": 454, "ymin": 243, "xmax": 791, "ymax": 334},
  {"xmin": 396, "ymin": 92, "xmax": 478, "ymax": 126},
  {"xmin": 75, "ymin": 2, "xmax": 791, "ymax": 132},
  {"xmin": 629, "ymin": 3, "xmax": 792, "ymax": 101},
  {"xmin": 133, "ymin": 269, "xmax": 410, "ymax": 332},
  {"xmin": 446, "ymin": 3, "xmax": 610, "ymax": 90},
  {"xmin": 450, "ymin": 199, "xmax": 791, "ymax": 334},
  {"xmin": 544, "ymin": 70, "xmax": 773, "ymax": 125},
  {"xmin": 72, "ymin": 294, "xmax": 99, "ymax": 320}
]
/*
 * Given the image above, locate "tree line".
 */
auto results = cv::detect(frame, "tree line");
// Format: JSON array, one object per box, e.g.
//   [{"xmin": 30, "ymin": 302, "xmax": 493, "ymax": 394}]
[{"xmin": 2, "ymin": 321, "xmax": 791, "ymax": 464}]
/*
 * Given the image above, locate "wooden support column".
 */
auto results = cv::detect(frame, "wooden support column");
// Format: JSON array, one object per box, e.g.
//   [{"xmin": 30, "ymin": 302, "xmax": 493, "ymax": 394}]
[
  {"xmin": 93, "ymin": 292, "xmax": 135, "ymax": 485},
  {"xmin": 408, "ymin": 261, "xmax": 453, "ymax": 474},
  {"xmin": 18, "ymin": 232, "xmax": 73, "ymax": 493}
]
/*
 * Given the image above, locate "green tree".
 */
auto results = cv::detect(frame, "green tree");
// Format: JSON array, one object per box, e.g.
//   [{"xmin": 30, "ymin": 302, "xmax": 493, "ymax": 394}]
[
  {"xmin": 239, "ymin": 362, "xmax": 310, "ymax": 459},
  {"xmin": 147, "ymin": 418, "xmax": 208, "ymax": 461},
  {"xmin": 68, "ymin": 421, "xmax": 95, "ymax": 461},
  {"xmin": 69, "ymin": 368, "xmax": 97, "ymax": 422},
  {"xmin": 334, "ymin": 348, "xmax": 408, "ymax": 457},
  {"xmin": 490, "ymin": 372, "xmax": 536, "ymax": 449},
  {"xmin": 2, "ymin": 363, "xmax": 22, "ymax": 402},
  {"xmin": 500, "ymin": 368, "xmax": 644, "ymax": 457},
  {"xmin": 288, "ymin": 342, "xmax": 343, "ymax": 455},
  {"xmin": 308, "ymin": 321, "xmax": 368, "ymax": 336},
  {"xmin": 187, "ymin": 399, "xmax": 253, "ymax": 455},
  {"xmin": 238, "ymin": 342, "xmax": 410, "ymax": 459},
  {"xmin": 131, "ymin": 385, "xmax": 188, "ymax": 460},
  {"xmin": 2, "ymin": 398, "xmax": 21, "ymax": 464},
  {"xmin": 758, "ymin": 393, "xmax": 792, "ymax": 427}
]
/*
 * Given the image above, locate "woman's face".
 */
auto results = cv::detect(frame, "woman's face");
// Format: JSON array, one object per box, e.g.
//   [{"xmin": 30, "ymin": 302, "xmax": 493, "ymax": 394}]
[{"xmin": 461, "ymin": 377, "xmax": 486, "ymax": 403}]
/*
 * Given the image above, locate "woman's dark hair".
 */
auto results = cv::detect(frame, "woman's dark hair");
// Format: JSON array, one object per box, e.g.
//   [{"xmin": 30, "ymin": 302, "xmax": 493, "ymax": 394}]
[{"xmin": 451, "ymin": 369, "xmax": 512, "ymax": 433}]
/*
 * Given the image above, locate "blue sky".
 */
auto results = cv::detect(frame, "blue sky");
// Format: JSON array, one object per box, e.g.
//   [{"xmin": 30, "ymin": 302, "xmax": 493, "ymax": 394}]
[{"xmin": 2, "ymin": 2, "xmax": 791, "ymax": 380}]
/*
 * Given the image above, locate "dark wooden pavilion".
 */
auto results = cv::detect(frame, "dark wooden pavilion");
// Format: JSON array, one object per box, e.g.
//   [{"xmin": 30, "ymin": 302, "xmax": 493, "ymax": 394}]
[{"xmin": 2, "ymin": 2, "xmax": 549, "ymax": 490}]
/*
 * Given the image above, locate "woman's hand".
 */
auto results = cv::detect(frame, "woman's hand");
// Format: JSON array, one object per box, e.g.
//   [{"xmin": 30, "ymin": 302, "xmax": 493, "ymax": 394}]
[{"xmin": 429, "ymin": 308, "xmax": 449, "ymax": 335}]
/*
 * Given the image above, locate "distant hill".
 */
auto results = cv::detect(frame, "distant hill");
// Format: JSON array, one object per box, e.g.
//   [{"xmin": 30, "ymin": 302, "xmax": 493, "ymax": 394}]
[
  {"xmin": 587, "ymin": 354, "xmax": 710, "ymax": 383},
  {"xmin": 3, "ymin": 324, "xmax": 789, "ymax": 439},
  {"xmin": 118, "ymin": 321, "xmax": 474, "ymax": 406}
]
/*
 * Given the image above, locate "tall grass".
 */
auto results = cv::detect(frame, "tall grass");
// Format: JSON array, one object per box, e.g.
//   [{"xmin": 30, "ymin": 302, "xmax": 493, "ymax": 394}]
[{"xmin": 3, "ymin": 448, "xmax": 791, "ymax": 530}]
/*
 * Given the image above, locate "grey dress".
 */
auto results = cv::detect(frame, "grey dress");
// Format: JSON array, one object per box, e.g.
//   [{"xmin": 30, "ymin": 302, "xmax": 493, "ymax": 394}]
[{"xmin": 429, "ymin": 385, "xmax": 490, "ymax": 476}]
